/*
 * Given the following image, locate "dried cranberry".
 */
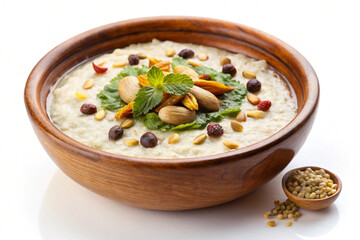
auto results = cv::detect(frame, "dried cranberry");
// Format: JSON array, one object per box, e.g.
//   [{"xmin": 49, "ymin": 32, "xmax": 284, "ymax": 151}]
[
  {"xmin": 128, "ymin": 54, "xmax": 140, "ymax": 65},
  {"xmin": 222, "ymin": 64, "xmax": 237, "ymax": 77},
  {"xmin": 92, "ymin": 62, "xmax": 108, "ymax": 73},
  {"xmin": 80, "ymin": 103, "xmax": 97, "ymax": 114},
  {"xmin": 257, "ymin": 100, "xmax": 272, "ymax": 111},
  {"xmin": 178, "ymin": 49, "xmax": 194, "ymax": 59},
  {"xmin": 140, "ymin": 132, "xmax": 158, "ymax": 148},
  {"xmin": 108, "ymin": 125, "xmax": 124, "ymax": 141},
  {"xmin": 207, "ymin": 123, "xmax": 224, "ymax": 137},
  {"xmin": 246, "ymin": 79, "xmax": 261, "ymax": 93}
]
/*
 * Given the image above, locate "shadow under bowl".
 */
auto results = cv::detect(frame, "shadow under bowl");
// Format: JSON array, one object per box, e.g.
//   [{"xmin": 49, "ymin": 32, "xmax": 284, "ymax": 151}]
[
  {"xmin": 282, "ymin": 166, "xmax": 342, "ymax": 210},
  {"xmin": 24, "ymin": 16, "xmax": 319, "ymax": 210}
]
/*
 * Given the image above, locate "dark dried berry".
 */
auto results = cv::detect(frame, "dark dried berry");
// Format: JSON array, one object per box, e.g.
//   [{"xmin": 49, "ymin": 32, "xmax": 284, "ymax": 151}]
[
  {"xmin": 257, "ymin": 100, "xmax": 272, "ymax": 111},
  {"xmin": 198, "ymin": 73, "xmax": 212, "ymax": 80},
  {"xmin": 140, "ymin": 132, "xmax": 158, "ymax": 148},
  {"xmin": 128, "ymin": 54, "xmax": 140, "ymax": 65},
  {"xmin": 207, "ymin": 123, "xmax": 224, "ymax": 138},
  {"xmin": 222, "ymin": 63, "xmax": 237, "ymax": 77},
  {"xmin": 178, "ymin": 49, "xmax": 194, "ymax": 59},
  {"xmin": 80, "ymin": 103, "xmax": 97, "ymax": 114},
  {"xmin": 108, "ymin": 125, "xmax": 123, "ymax": 141},
  {"xmin": 246, "ymin": 79, "xmax": 262, "ymax": 93}
]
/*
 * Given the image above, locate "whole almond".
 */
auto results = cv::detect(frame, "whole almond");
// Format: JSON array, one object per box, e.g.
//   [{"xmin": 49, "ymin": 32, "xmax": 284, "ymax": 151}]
[
  {"xmin": 165, "ymin": 48, "xmax": 176, "ymax": 57},
  {"xmin": 168, "ymin": 133, "xmax": 180, "ymax": 144},
  {"xmin": 124, "ymin": 139, "xmax": 139, "ymax": 147},
  {"xmin": 159, "ymin": 106, "xmax": 196, "ymax": 126},
  {"xmin": 231, "ymin": 120, "xmax": 244, "ymax": 132},
  {"xmin": 236, "ymin": 112, "xmax": 247, "ymax": 122},
  {"xmin": 247, "ymin": 94, "xmax": 261, "ymax": 105},
  {"xmin": 220, "ymin": 57, "xmax": 231, "ymax": 66},
  {"xmin": 94, "ymin": 109, "xmax": 106, "ymax": 121},
  {"xmin": 242, "ymin": 70, "xmax": 256, "ymax": 79},
  {"xmin": 197, "ymin": 53, "xmax": 208, "ymax": 61},
  {"xmin": 83, "ymin": 79, "xmax": 94, "ymax": 89},
  {"xmin": 120, "ymin": 118, "xmax": 134, "ymax": 128},
  {"xmin": 222, "ymin": 140, "xmax": 239, "ymax": 149},
  {"xmin": 193, "ymin": 133, "xmax": 207, "ymax": 145},
  {"xmin": 189, "ymin": 86, "xmax": 220, "ymax": 111},
  {"xmin": 173, "ymin": 65, "xmax": 199, "ymax": 79},
  {"xmin": 247, "ymin": 110, "xmax": 266, "ymax": 119},
  {"xmin": 118, "ymin": 76, "xmax": 141, "ymax": 103}
]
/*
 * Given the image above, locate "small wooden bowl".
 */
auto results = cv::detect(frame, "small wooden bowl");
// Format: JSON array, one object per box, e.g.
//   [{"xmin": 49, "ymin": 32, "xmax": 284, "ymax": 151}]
[
  {"xmin": 282, "ymin": 166, "xmax": 342, "ymax": 210},
  {"xmin": 25, "ymin": 17, "xmax": 320, "ymax": 210}
]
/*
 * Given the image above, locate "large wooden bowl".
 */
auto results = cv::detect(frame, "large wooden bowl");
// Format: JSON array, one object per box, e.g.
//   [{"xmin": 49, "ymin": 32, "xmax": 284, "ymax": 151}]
[{"xmin": 24, "ymin": 17, "xmax": 319, "ymax": 210}]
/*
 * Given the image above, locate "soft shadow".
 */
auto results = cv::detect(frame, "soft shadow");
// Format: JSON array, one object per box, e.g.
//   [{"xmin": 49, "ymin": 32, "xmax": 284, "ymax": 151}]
[{"xmin": 38, "ymin": 170, "xmax": 339, "ymax": 240}]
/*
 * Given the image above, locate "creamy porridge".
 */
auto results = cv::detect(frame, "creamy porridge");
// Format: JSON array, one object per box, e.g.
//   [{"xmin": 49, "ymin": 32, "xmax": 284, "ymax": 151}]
[{"xmin": 48, "ymin": 39, "xmax": 297, "ymax": 158}]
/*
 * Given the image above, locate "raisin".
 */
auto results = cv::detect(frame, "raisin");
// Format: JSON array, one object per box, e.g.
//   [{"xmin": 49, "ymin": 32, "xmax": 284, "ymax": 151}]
[
  {"xmin": 80, "ymin": 103, "xmax": 97, "ymax": 114},
  {"xmin": 128, "ymin": 54, "xmax": 140, "ymax": 65},
  {"xmin": 222, "ymin": 64, "xmax": 237, "ymax": 77},
  {"xmin": 178, "ymin": 49, "xmax": 194, "ymax": 59},
  {"xmin": 140, "ymin": 132, "xmax": 158, "ymax": 148},
  {"xmin": 108, "ymin": 125, "xmax": 123, "ymax": 141},
  {"xmin": 247, "ymin": 79, "xmax": 262, "ymax": 93}
]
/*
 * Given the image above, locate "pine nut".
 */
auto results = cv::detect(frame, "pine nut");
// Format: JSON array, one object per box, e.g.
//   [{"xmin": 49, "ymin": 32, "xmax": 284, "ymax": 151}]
[
  {"xmin": 193, "ymin": 133, "xmax": 207, "ymax": 145},
  {"xmin": 94, "ymin": 109, "xmax": 106, "ymax": 121}
]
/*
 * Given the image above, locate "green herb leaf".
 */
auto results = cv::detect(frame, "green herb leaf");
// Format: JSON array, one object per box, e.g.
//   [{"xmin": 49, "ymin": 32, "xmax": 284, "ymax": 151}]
[
  {"xmin": 147, "ymin": 66, "xmax": 164, "ymax": 87},
  {"xmin": 133, "ymin": 86, "xmax": 163, "ymax": 117},
  {"xmin": 162, "ymin": 73, "xmax": 193, "ymax": 95},
  {"xmin": 97, "ymin": 65, "xmax": 149, "ymax": 111},
  {"xmin": 143, "ymin": 113, "xmax": 172, "ymax": 131},
  {"xmin": 171, "ymin": 57, "xmax": 193, "ymax": 69}
]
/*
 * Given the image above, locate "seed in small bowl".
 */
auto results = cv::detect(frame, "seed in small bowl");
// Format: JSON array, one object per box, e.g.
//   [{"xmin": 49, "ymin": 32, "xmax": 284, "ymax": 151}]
[
  {"xmin": 222, "ymin": 64, "xmax": 237, "ymax": 77},
  {"xmin": 108, "ymin": 125, "xmax": 123, "ymax": 141},
  {"xmin": 80, "ymin": 103, "xmax": 97, "ymax": 114},
  {"xmin": 140, "ymin": 132, "xmax": 158, "ymax": 148},
  {"xmin": 128, "ymin": 54, "xmax": 140, "ymax": 65},
  {"xmin": 178, "ymin": 49, "xmax": 194, "ymax": 59}
]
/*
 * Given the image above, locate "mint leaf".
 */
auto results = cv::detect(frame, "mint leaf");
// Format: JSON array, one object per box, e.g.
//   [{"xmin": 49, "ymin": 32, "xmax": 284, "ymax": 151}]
[
  {"xmin": 143, "ymin": 113, "xmax": 172, "ymax": 131},
  {"xmin": 133, "ymin": 86, "xmax": 163, "ymax": 117},
  {"xmin": 171, "ymin": 57, "xmax": 192, "ymax": 69},
  {"xmin": 147, "ymin": 66, "xmax": 164, "ymax": 87},
  {"xmin": 162, "ymin": 73, "xmax": 193, "ymax": 95},
  {"xmin": 220, "ymin": 108, "xmax": 241, "ymax": 116},
  {"xmin": 97, "ymin": 65, "xmax": 149, "ymax": 111}
]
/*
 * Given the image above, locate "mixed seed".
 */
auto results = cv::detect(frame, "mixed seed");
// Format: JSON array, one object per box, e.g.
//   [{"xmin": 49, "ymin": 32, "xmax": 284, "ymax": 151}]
[
  {"xmin": 78, "ymin": 47, "xmax": 274, "ymax": 150},
  {"xmin": 287, "ymin": 168, "xmax": 338, "ymax": 199},
  {"xmin": 264, "ymin": 199, "xmax": 302, "ymax": 227}
]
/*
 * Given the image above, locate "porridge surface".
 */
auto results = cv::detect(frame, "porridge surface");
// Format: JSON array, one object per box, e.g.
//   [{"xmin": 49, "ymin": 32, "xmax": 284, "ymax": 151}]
[{"xmin": 48, "ymin": 39, "xmax": 297, "ymax": 159}]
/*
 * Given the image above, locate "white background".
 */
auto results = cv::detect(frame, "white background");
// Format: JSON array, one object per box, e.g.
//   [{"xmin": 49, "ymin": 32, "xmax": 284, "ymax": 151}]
[{"xmin": 1, "ymin": 0, "xmax": 359, "ymax": 239}]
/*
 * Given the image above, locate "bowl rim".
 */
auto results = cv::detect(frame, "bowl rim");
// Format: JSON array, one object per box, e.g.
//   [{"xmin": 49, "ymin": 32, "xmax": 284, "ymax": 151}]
[
  {"xmin": 24, "ymin": 16, "xmax": 320, "ymax": 166},
  {"xmin": 281, "ymin": 166, "xmax": 342, "ymax": 202}
]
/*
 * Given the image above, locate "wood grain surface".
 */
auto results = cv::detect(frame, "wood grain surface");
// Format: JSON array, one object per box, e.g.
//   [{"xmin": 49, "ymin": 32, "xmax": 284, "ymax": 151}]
[{"xmin": 24, "ymin": 16, "xmax": 319, "ymax": 210}]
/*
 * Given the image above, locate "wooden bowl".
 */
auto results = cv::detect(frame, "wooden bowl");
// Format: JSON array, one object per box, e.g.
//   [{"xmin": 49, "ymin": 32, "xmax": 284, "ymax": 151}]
[
  {"xmin": 24, "ymin": 17, "xmax": 319, "ymax": 210},
  {"xmin": 282, "ymin": 167, "xmax": 342, "ymax": 210}
]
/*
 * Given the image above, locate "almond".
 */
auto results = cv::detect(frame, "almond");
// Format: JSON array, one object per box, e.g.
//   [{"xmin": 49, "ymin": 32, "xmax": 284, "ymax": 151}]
[
  {"xmin": 193, "ymin": 133, "xmax": 207, "ymax": 145},
  {"xmin": 158, "ymin": 106, "xmax": 196, "ymax": 126},
  {"xmin": 242, "ymin": 70, "xmax": 256, "ymax": 79},
  {"xmin": 182, "ymin": 93, "xmax": 198, "ymax": 111},
  {"xmin": 118, "ymin": 76, "xmax": 141, "ymax": 103},
  {"xmin": 173, "ymin": 65, "xmax": 199, "ymax": 79},
  {"xmin": 222, "ymin": 140, "xmax": 239, "ymax": 149},
  {"xmin": 189, "ymin": 86, "xmax": 220, "ymax": 111},
  {"xmin": 94, "ymin": 109, "xmax": 106, "ymax": 121},
  {"xmin": 83, "ymin": 79, "xmax": 94, "ymax": 89},
  {"xmin": 197, "ymin": 53, "xmax": 208, "ymax": 61},
  {"xmin": 168, "ymin": 133, "xmax": 180, "ymax": 144},
  {"xmin": 165, "ymin": 48, "xmax": 176, "ymax": 57},
  {"xmin": 247, "ymin": 110, "xmax": 266, "ymax": 119},
  {"xmin": 220, "ymin": 57, "xmax": 231, "ymax": 66},
  {"xmin": 247, "ymin": 94, "xmax": 261, "ymax": 105},
  {"xmin": 236, "ymin": 111, "xmax": 247, "ymax": 122},
  {"xmin": 230, "ymin": 120, "xmax": 244, "ymax": 132},
  {"xmin": 124, "ymin": 139, "xmax": 139, "ymax": 147},
  {"xmin": 120, "ymin": 118, "xmax": 134, "ymax": 128}
]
